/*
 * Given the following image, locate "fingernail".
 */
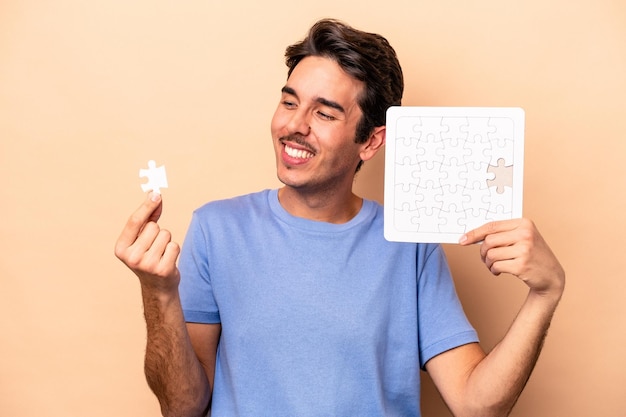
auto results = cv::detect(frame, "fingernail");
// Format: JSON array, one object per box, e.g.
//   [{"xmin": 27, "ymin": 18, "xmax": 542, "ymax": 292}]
[
  {"xmin": 458, "ymin": 234, "xmax": 467, "ymax": 244},
  {"xmin": 150, "ymin": 192, "xmax": 161, "ymax": 202}
]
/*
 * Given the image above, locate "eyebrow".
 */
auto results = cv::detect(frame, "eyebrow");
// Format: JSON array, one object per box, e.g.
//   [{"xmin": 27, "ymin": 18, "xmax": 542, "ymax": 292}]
[{"xmin": 281, "ymin": 86, "xmax": 345, "ymax": 114}]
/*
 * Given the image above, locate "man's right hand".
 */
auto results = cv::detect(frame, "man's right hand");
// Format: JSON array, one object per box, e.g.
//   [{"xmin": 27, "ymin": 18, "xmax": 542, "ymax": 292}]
[
  {"xmin": 114, "ymin": 192, "xmax": 181, "ymax": 296},
  {"xmin": 115, "ymin": 194, "xmax": 213, "ymax": 416}
]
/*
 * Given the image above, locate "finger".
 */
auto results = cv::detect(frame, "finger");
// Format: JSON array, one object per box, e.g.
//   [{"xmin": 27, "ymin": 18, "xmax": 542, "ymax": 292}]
[
  {"xmin": 147, "ymin": 193, "xmax": 163, "ymax": 224},
  {"xmin": 482, "ymin": 245, "xmax": 518, "ymax": 273},
  {"xmin": 117, "ymin": 221, "xmax": 160, "ymax": 268},
  {"xmin": 487, "ymin": 258, "xmax": 520, "ymax": 276},
  {"xmin": 479, "ymin": 230, "xmax": 518, "ymax": 260},
  {"xmin": 144, "ymin": 228, "xmax": 173, "ymax": 262},
  {"xmin": 115, "ymin": 193, "xmax": 163, "ymax": 252},
  {"xmin": 144, "ymin": 232, "xmax": 180, "ymax": 277},
  {"xmin": 132, "ymin": 221, "xmax": 162, "ymax": 255},
  {"xmin": 459, "ymin": 219, "xmax": 521, "ymax": 245},
  {"xmin": 160, "ymin": 241, "xmax": 181, "ymax": 275}
]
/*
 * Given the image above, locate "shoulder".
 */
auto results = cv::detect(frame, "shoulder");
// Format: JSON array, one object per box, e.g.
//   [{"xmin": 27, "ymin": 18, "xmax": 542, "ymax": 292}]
[{"xmin": 193, "ymin": 189, "xmax": 271, "ymax": 218}]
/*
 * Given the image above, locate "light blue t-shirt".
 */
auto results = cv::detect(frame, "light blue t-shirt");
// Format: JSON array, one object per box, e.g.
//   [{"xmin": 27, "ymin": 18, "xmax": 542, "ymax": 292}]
[{"xmin": 179, "ymin": 189, "xmax": 478, "ymax": 416}]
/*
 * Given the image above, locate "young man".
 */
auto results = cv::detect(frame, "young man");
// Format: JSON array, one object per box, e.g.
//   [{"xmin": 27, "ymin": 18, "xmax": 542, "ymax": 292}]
[{"xmin": 115, "ymin": 19, "xmax": 565, "ymax": 417}]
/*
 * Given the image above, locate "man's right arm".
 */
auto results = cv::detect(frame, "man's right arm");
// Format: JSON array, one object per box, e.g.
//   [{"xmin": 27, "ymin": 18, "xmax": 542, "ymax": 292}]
[{"xmin": 115, "ymin": 193, "xmax": 219, "ymax": 417}]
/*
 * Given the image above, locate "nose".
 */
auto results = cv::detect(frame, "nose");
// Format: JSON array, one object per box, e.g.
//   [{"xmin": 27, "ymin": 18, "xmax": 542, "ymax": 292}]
[{"xmin": 286, "ymin": 109, "xmax": 311, "ymax": 136}]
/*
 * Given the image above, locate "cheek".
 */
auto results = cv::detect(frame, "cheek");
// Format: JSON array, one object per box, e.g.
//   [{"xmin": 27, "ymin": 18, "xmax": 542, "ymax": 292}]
[{"xmin": 270, "ymin": 108, "xmax": 287, "ymax": 138}]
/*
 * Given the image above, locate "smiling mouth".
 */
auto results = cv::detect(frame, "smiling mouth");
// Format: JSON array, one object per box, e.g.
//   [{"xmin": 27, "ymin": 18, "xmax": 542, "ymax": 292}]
[{"xmin": 284, "ymin": 143, "xmax": 314, "ymax": 159}]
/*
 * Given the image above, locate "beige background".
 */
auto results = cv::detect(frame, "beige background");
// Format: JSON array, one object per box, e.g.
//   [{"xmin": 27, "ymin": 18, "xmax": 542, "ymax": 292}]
[{"xmin": 1, "ymin": 0, "xmax": 625, "ymax": 416}]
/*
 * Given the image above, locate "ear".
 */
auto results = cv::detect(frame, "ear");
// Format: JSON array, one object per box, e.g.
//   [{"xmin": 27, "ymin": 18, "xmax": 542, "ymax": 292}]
[{"xmin": 359, "ymin": 125, "xmax": 386, "ymax": 162}]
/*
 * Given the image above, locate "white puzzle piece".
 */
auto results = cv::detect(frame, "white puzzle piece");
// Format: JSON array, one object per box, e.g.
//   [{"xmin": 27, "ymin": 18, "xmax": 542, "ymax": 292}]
[
  {"xmin": 139, "ymin": 160, "xmax": 168, "ymax": 194},
  {"xmin": 384, "ymin": 107, "xmax": 524, "ymax": 243}
]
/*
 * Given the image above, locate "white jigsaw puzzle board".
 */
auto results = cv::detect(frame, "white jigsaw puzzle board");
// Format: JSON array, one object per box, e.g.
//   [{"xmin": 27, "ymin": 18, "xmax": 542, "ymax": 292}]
[{"xmin": 384, "ymin": 106, "xmax": 525, "ymax": 243}]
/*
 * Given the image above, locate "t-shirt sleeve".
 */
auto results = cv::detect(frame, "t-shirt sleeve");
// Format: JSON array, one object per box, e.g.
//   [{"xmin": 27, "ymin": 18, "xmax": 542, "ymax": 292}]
[
  {"xmin": 178, "ymin": 211, "xmax": 221, "ymax": 324},
  {"xmin": 417, "ymin": 244, "xmax": 478, "ymax": 369}
]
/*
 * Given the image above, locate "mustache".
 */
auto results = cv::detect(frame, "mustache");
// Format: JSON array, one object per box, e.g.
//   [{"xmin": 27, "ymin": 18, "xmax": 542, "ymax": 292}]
[{"xmin": 279, "ymin": 135, "xmax": 317, "ymax": 154}]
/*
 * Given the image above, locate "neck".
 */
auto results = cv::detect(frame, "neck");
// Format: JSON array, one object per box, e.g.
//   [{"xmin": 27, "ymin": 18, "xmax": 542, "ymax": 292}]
[{"xmin": 277, "ymin": 186, "xmax": 363, "ymax": 224}]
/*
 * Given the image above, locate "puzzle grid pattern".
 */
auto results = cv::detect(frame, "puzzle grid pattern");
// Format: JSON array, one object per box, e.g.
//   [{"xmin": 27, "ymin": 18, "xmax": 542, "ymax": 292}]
[{"xmin": 385, "ymin": 108, "xmax": 523, "ymax": 243}]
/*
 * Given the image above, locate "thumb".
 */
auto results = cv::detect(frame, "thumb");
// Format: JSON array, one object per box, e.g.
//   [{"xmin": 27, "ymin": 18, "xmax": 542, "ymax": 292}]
[{"xmin": 147, "ymin": 192, "xmax": 163, "ymax": 223}]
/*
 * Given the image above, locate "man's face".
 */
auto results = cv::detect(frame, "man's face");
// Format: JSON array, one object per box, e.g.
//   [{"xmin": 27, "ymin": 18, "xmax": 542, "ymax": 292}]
[{"xmin": 271, "ymin": 55, "xmax": 366, "ymax": 193}]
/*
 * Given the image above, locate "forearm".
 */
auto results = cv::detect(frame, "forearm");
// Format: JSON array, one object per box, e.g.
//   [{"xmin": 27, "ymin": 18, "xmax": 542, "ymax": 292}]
[
  {"xmin": 142, "ymin": 289, "xmax": 211, "ymax": 417},
  {"xmin": 463, "ymin": 290, "xmax": 562, "ymax": 416}
]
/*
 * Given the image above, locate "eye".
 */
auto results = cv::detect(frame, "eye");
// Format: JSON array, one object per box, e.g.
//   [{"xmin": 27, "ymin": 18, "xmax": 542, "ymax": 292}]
[
  {"xmin": 282, "ymin": 100, "xmax": 297, "ymax": 109},
  {"xmin": 317, "ymin": 111, "xmax": 336, "ymax": 121}
]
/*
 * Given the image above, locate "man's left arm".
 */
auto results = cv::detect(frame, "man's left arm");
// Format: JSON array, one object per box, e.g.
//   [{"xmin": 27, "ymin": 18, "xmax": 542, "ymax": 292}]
[{"xmin": 426, "ymin": 218, "xmax": 565, "ymax": 417}]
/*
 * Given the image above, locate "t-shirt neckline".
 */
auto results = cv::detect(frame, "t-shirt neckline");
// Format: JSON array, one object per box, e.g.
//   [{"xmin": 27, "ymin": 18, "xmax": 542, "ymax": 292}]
[{"xmin": 267, "ymin": 188, "xmax": 376, "ymax": 233}]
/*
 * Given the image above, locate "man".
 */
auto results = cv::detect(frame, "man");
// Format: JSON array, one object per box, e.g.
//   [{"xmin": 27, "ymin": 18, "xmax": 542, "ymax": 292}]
[{"xmin": 115, "ymin": 19, "xmax": 565, "ymax": 417}]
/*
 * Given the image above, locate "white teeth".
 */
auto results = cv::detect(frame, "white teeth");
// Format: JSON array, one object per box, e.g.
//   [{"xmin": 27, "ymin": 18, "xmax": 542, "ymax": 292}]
[{"xmin": 285, "ymin": 144, "xmax": 313, "ymax": 159}]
